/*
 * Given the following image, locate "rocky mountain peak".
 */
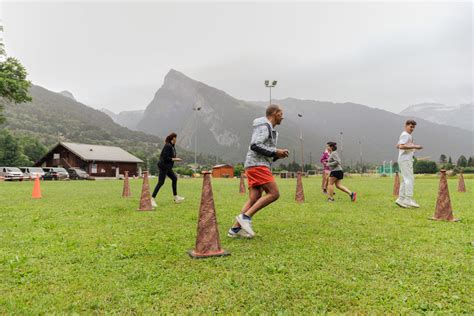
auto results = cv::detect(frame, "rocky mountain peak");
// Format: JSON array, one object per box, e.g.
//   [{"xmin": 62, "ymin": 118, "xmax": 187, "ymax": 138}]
[{"xmin": 59, "ymin": 90, "xmax": 76, "ymax": 101}]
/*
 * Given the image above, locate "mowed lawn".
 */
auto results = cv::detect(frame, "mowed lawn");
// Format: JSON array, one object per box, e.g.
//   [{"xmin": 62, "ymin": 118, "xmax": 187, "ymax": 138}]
[{"xmin": 0, "ymin": 175, "xmax": 472, "ymax": 314}]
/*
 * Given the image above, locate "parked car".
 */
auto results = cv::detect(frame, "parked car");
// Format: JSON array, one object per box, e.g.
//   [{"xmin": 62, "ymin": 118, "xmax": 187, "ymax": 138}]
[
  {"xmin": 43, "ymin": 167, "xmax": 70, "ymax": 180},
  {"xmin": 68, "ymin": 168, "xmax": 94, "ymax": 180},
  {"xmin": 19, "ymin": 167, "xmax": 45, "ymax": 180},
  {"xmin": 0, "ymin": 167, "xmax": 25, "ymax": 181}
]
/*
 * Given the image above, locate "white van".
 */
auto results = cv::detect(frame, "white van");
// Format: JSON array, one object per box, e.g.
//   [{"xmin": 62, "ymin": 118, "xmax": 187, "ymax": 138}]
[
  {"xmin": 0, "ymin": 167, "xmax": 25, "ymax": 181},
  {"xmin": 19, "ymin": 167, "xmax": 45, "ymax": 180}
]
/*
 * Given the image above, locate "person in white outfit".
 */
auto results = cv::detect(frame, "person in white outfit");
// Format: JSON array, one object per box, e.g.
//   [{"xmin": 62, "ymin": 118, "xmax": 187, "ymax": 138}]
[{"xmin": 395, "ymin": 120, "xmax": 423, "ymax": 208}]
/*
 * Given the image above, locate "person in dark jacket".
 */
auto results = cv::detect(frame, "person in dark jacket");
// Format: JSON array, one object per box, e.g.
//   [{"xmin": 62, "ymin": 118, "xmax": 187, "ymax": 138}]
[{"xmin": 151, "ymin": 133, "xmax": 184, "ymax": 207}]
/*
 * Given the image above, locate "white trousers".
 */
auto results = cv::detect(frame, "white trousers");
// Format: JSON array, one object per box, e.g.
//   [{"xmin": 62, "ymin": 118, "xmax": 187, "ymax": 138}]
[{"xmin": 399, "ymin": 160, "xmax": 414, "ymax": 199}]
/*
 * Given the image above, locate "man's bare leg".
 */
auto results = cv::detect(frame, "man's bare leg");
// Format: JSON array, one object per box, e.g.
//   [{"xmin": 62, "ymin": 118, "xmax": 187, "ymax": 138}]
[
  {"xmin": 232, "ymin": 187, "xmax": 262, "ymax": 228},
  {"xmin": 231, "ymin": 182, "xmax": 280, "ymax": 231},
  {"xmin": 244, "ymin": 181, "xmax": 280, "ymax": 217}
]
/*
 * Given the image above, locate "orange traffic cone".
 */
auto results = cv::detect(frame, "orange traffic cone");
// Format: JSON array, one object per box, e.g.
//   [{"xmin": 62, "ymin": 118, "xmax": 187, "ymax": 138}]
[
  {"xmin": 295, "ymin": 171, "xmax": 305, "ymax": 203},
  {"xmin": 32, "ymin": 175, "xmax": 42, "ymax": 199},
  {"xmin": 239, "ymin": 173, "xmax": 246, "ymax": 194},
  {"xmin": 458, "ymin": 171, "xmax": 466, "ymax": 193},
  {"xmin": 122, "ymin": 171, "xmax": 131, "ymax": 198},
  {"xmin": 430, "ymin": 170, "xmax": 460, "ymax": 222},
  {"xmin": 137, "ymin": 171, "xmax": 153, "ymax": 211},
  {"xmin": 188, "ymin": 171, "xmax": 230, "ymax": 258},
  {"xmin": 393, "ymin": 172, "xmax": 400, "ymax": 196}
]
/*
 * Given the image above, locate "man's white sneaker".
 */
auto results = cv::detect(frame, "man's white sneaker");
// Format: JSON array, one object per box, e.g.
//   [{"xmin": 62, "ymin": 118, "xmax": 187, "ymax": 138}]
[
  {"xmin": 227, "ymin": 228, "xmax": 253, "ymax": 238},
  {"xmin": 405, "ymin": 199, "xmax": 420, "ymax": 208},
  {"xmin": 174, "ymin": 195, "xmax": 185, "ymax": 203},
  {"xmin": 151, "ymin": 198, "xmax": 157, "ymax": 208},
  {"xmin": 236, "ymin": 214, "xmax": 255, "ymax": 237},
  {"xmin": 395, "ymin": 198, "xmax": 409, "ymax": 208}
]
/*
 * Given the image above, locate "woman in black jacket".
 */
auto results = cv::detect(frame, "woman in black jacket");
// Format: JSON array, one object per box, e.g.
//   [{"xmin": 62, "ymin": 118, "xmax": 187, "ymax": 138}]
[{"xmin": 151, "ymin": 133, "xmax": 184, "ymax": 207}]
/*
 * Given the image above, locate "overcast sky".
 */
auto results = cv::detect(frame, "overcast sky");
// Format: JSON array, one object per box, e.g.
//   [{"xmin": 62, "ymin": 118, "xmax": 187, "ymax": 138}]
[{"xmin": 1, "ymin": 1, "xmax": 472, "ymax": 113}]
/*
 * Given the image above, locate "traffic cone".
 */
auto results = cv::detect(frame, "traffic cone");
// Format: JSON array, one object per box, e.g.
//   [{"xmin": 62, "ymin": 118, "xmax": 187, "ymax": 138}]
[
  {"xmin": 295, "ymin": 171, "xmax": 305, "ymax": 203},
  {"xmin": 458, "ymin": 171, "xmax": 466, "ymax": 193},
  {"xmin": 393, "ymin": 172, "xmax": 400, "ymax": 196},
  {"xmin": 122, "ymin": 171, "xmax": 131, "ymax": 198},
  {"xmin": 137, "ymin": 171, "xmax": 153, "ymax": 211},
  {"xmin": 188, "ymin": 171, "xmax": 230, "ymax": 258},
  {"xmin": 430, "ymin": 170, "xmax": 460, "ymax": 222},
  {"xmin": 239, "ymin": 173, "xmax": 246, "ymax": 194},
  {"xmin": 32, "ymin": 175, "xmax": 42, "ymax": 199}
]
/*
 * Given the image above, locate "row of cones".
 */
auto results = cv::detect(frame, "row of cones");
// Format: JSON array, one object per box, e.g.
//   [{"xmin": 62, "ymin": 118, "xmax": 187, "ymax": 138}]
[
  {"xmin": 393, "ymin": 171, "xmax": 464, "ymax": 222},
  {"xmin": 393, "ymin": 171, "xmax": 467, "ymax": 196},
  {"xmin": 30, "ymin": 167, "xmax": 466, "ymax": 261}
]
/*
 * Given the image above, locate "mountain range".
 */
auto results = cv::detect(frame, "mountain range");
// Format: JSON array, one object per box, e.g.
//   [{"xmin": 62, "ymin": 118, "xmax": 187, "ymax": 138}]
[
  {"xmin": 1, "ymin": 85, "xmax": 209, "ymax": 164},
  {"xmin": 102, "ymin": 69, "xmax": 473, "ymax": 164},
  {"xmin": 399, "ymin": 103, "xmax": 473, "ymax": 132},
  {"xmin": 101, "ymin": 108, "xmax": 143, "ymax": 131}
]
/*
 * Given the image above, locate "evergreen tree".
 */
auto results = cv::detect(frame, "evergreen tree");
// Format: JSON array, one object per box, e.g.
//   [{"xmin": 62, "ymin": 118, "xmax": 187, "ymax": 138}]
[
  {"xmin": 468, "ymin": 156, "xmax": 474, "ymax": 167},
  {"xmin": 457, "ymin": 155, "xmax": 468, "ymax": 167},
  {"xmin": 414, "ymin": 160, "xmax": 438, "ymax": 174},
  {"xmin": 0, "ymin": 129, "xmax": 23, "ymax": 165},
  {"xmin": 20, "ymin": 136, "xmax": 48, "ymax": 164},
  {"xmin": 439, "ymin": 154, "xmax": 447, "ymax": 163}
]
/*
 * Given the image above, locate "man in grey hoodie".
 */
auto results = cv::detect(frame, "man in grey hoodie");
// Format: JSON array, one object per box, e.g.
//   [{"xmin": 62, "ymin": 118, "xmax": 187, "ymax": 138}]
[{"xmin": 228, "ymin": 104, "xmax": 289, "ymax": 238}]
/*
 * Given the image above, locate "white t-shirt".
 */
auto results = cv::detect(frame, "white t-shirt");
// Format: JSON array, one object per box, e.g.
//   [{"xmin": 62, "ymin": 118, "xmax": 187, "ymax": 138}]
[{"xmin": 398, "ymin": 131, "xmax": 414, "ymax": 161}]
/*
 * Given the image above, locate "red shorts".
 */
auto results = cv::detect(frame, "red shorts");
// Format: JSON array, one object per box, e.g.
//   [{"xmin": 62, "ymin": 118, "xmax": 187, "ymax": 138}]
[{"xmin": 245, "ymin": 166, "xmax": 274, "ymax": 188}]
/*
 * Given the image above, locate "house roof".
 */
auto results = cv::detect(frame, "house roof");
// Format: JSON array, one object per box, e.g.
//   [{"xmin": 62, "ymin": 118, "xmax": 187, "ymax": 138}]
[
  {"xmin": 212, "ymin": 164, "xmax": 233, "ymax": 169},
  {"xmin": 60, "ymin": 142, "xmax": 143, "ymax": 163}
]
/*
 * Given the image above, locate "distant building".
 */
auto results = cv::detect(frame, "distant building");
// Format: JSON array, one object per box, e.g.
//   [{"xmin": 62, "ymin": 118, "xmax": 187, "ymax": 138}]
[
  {"xmin": 212, "ymin": 164, "xmax": 234, "ymax": 178},
  {"xmin": 35, "ymin": 142, "xmax": 143, "ymax": 177}
]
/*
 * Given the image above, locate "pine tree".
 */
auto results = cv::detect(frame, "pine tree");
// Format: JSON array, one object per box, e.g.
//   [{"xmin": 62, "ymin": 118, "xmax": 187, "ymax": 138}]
[
  {"xmin": 457, "ymin": 155, "xmax": 468, "ymax": 167},
  {"xmin": 468, "ymin": 156, "xmax": 474, "ymax": 167}
]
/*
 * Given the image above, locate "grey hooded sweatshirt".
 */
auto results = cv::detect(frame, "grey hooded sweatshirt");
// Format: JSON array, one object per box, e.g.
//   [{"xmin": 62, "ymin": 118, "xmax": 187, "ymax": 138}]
[
  {"xmin": 328, "ymin": 151, "xmax": 343, "ymax": 172},
  {"xmin": 244, "ymin": 116, "xmax": 279, "ymax": 169}
]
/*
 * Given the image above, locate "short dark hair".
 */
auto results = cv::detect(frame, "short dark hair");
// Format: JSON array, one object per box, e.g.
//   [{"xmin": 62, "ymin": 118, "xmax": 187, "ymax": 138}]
[
  {"xmin": 266, "ymin": 104, "xmax": 281, "ymax": 117},
  {"xmin": 406, "ymin": 120, "xmax": 417, "ymax": 126},
  {"xmin": 165, "ymin": 132, "xmax": 177, "ymax": 144}
]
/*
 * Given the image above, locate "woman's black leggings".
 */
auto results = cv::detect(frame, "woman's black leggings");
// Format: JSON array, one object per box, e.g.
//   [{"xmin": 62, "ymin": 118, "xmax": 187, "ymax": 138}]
[{"xmin": 152, "ymin": 167, "xmax": 177, "ymax": 198}]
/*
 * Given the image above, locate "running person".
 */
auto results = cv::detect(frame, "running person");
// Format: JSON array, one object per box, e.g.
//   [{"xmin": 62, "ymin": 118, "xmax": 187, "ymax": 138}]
[
  {"xmin": 151, "ymin": 133, "xmax": 185, "ymax": 207},
  {"xmin": 228, "ymin": 104, "xmax": 289, "ymax": 238},
  {"xmin": 320, "ymin": 144, "xmax": 331, "ymax": 194},
  {"xmin": 326, "ymin": 142, "xmax": 356, "ymax": 202},
  {"xmin": 395, "ymin": 120, "xmax": 423, "ymax": 208}
]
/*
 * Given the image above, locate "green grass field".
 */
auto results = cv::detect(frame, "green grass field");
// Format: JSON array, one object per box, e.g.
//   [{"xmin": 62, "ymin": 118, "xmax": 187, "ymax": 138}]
[{"xmin": 0, "ymin": 175, "xmax": 472, "ymax": 313}]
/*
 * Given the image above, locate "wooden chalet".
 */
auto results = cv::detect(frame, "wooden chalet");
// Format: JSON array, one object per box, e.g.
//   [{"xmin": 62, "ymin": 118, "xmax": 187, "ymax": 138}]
[{"xmin": 35, "ymin": 142, "xmax": 143, "ymax": 177}]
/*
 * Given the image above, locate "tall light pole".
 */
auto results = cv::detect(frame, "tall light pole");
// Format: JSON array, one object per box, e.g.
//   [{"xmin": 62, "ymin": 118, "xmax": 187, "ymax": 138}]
[
  {"xmin": 359, "ymin": 140, "xmax": 362, "ymax": 173},
  {"xmin": 298, "ymin": 113, "xmax": 304, "ymax": 172},
  {"xmin": 264, "ymin": 80, "xmax": 277, "ymax": 104},
  {"xmin": 193, "ymin": 106, "xmax": 202, "ymax": 168},
  {"xmin": 339, "ymin": 131, "xmax": 344, "ymax": 160}
]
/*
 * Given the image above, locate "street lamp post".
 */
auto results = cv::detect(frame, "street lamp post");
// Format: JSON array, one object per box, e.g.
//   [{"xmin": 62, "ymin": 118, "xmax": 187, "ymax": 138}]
[
  {"xmin": 264, "ymin": 80, "xmax": 277, "ymax": 104},
  {"xmin": 193, "ymin": 106, "xmax": 202, "ymax": 168},
  {"xmin": 339, "ymin": 131, "xmax": 344, "ymax": 160},
  {"xmin": 359, "ymin": 140, "xmax": 362, "ymax": 173},
  {"xmin": 298, "ymin": 113, "xmax": 304, "ymax": 172}
]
